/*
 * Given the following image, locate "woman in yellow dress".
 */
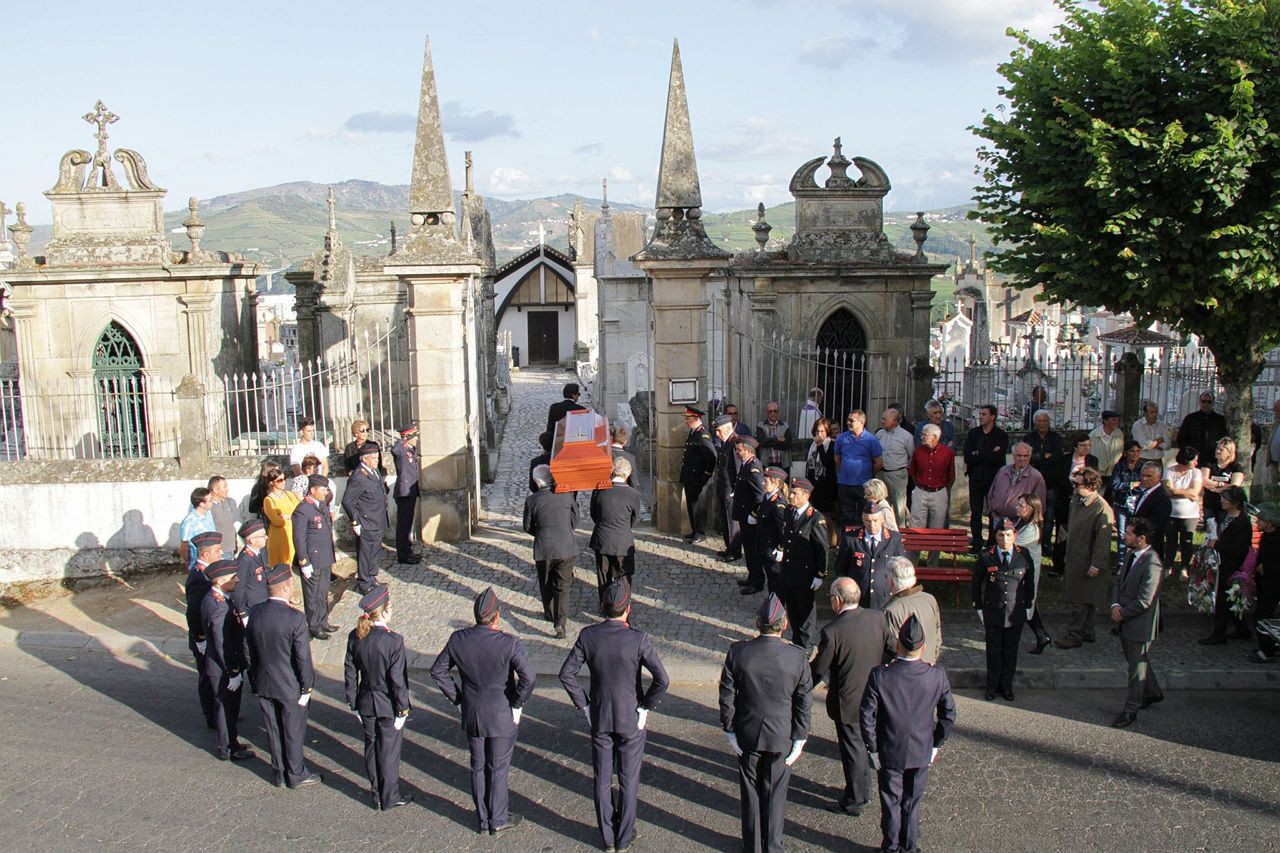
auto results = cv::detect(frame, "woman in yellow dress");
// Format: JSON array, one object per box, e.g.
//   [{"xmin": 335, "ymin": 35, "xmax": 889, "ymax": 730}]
[{"xmin": 262, "ymin": 467, "xmax": 301, "ymax": 566}]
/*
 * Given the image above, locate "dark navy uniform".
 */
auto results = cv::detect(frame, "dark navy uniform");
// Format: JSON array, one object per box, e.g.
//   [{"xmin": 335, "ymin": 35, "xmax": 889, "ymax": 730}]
[
  {"xmin": 973, "ymin": 544, "xmax": 1035, "ymax": 697},
  {"xmin": 522, "ymin": 487, "xmax": 579, "ymax": 632},
  {"xmin": 719, "ymin": 627, "xmax": 813, "ymax": 853},
  {"xmin": 231, "ymin": 545, "xmax": 269, "ymax": 619},
  {"xmin": 292, "ymin": 496, "xmax": 337, "ymax": 637},
  {"xmin": 732, "ymin": 453, "xmax": 767, "ymax": 588},
  {"xmin": 589, "ymin": 482, "xmax": 640, "ymax": 592},
  {"xmin": 859, "ymin": 631, "xmax": 957, "ymax": 853},
  {"xmin": 247, "ymin": 595, "xmax": 319, "ymax": 788},
  {"xmin": 390, "ymin": 431, "xmax": 421, "ymax": 563},
  {"xmin": 559, "ymin": 613, "xmax": 670, "ymax": 851},
  {"xmin": 679, "ymin": 423, "xmax": 717, "ymax": 538},
  {"xmin": 756, "ymin": 490, "xmax": 788, "ymax": 594},
  {"xmin": 835, "ymin": 527, "xmax": 905, "ymax": 611},
  {"xmin": 344, "ymin": 597, "xmax": 411, "ymax": 810},
  {"xmin": 779, "ymin": 505, "xmax": 830, "ymax": 651},
  {"xmin": 716, "ymin": 434, "xmax": 743, "ymax": 558},
  {"xmin": 201, "ymin": 576, "xmax": 249, "ymax": 759},
  {"xmin": 341, "ymin": 461, "xmax": 389, "ymax": 593},
  {"xmin": 431, "ymin": 622, "xmax": 536, "ymax": 833},
  {"xmin": 185, "ymin": 558, "xmax": 215, "ymax": 726}
]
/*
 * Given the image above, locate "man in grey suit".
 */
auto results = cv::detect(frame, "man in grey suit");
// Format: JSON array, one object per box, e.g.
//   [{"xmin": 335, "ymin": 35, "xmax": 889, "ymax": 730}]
[
  {"xmin": 390, "ymin": 425, "xmax": 421, "ymax": 565},
  {"xmin": 589, "ymin": 457, "xmax": 641, "ymax": 593},
  {"xmin": 810, "ymin": 577, "xmax": 889, "ymax": 817},
  {"xmin": 523, "ymin": 464, "xmax": 580, "ymax": 639},
  {"xmin": 1110, "ymin": 517, "xmax": 1165, "ymax": 728}
]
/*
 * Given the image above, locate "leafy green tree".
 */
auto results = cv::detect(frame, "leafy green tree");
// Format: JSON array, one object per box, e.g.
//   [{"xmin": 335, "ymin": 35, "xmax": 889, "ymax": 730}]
[{"xmin": 972, "ymin": 0, "xmax": 1280, "ymax": 459}]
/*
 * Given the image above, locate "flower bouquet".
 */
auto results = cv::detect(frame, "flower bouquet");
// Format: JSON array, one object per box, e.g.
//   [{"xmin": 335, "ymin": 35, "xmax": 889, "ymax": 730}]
[
  {"xmin": 1187, "ymin": 545, "xmax": 1219, "ymax": 614},
  {"xmin": 1226, "ymin": 570, "xmax": 1256, "ymax": 621}
]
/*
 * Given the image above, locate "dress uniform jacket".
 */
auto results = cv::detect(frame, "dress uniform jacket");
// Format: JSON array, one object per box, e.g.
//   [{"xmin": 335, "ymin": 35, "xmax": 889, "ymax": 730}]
[
  {"xmin": 342, "ymin": 466, "xmax": 389, "ymax": 533},
  {"xmin": 430, "ymin": 624, "xmax": 535, "ymax": 737},
  {"xmin": 755, "ymin": 492, "xmax": 789, "ymax": 556},
  {"xmin": 185, "ymin": 564, "xmax": 213, "ymax": 644},
  {"xmin": 344, "ymin": 626, "xmax": 411, "ymax": 717},
  {"xmin": 779, "ymin": 507, "xmax": 830, "ymax": 590},
  {"xmin": 730, "ymin": 455, "xmax": 766, "ymax": 524},
  {"xmin": 201, "ymin": 589, "xmax": 247, "ymax": 679},
  {"xmin": 718, "ymin": 635, "xmax": 813, "ymax": 752},
  {"xmin": 589, "ymin": 484, "xmax": 640, "ymax": 557},
  {"xmin": 679, "ymin": 426, "xmax": 717, "ymax": 489},
  {"xmin": 973, "ymin": 546, "xmax": 1036, "ymax": 627},
  {"xmin": 522, "ymin": 489, "xmax": 580, "ymax": 561},
  {"xmin": 231, "ymin": 547, "xmax": 269, "ymax": 617},
  {"xmin": 246, "ymin": 599, "xmax": 315, "ymax": 701},
  {"xmin": 1113, "ymin": 548, "xmax": 1163, "ymax": 642},
  {"xmin": 811, "ymin": 608, "xmax": 888, "ymax": 722},
  {"xmin": 391, "ymin": 438, "xmax": 420, "ymax": 498},
  {"xmin": 559, "ymin": 620, "xmax": 670, "ymax": 734},
  {"xmin": 291, "ymin": 498, "xmax": 336, "ymax": 571},
  {"xmin": 835, "ymin": 529, "xmax": 905, "ymax": 611},
  {"xmin": 715, "ymin": 434, "xmax": 742, "ymax": 500},
  {"xmin": 859, "ymin": 658, "xmax": 956, "ymax": 769}
]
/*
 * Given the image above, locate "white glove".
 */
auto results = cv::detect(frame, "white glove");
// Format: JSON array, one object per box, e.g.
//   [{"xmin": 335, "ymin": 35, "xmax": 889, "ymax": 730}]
[
  {"xmin": 240, "ymin": 614, "xmax": 249, "ymax": 628},
  {"xmin": 301, "ymin": 564, "xmax": 314, "ymax": 580},
  {"xmin": 637, "ymin": 707, "xmax": 649, "ymax": 731},
  {"xmin": 512, "ymin": 707, "xmax": 523, "ymax": 725},
  {"xmin": 809, "ymin": 577, "xmax": 822, "ymax": 592},
  {"xmin": 976, "ymin": 611, "xmax": 984, "ymax": 626},
  {"xmin": 726, "ymin": 731, "xmax": 743, "ymax": 757},
  {"xmin": 195, "ymin": 640, "xmax": 207, "ymax": 655},
  {"xmin": 353, "ymin": 708, "xmax": 362, "ymax": 722},
  {"xmin": 353, "ymin": 523, "xmax": 362, "ymax": 537},
  {"xmin": 784, "ymin": 738, "xmax": 806, "ymax": 766},
  {"xmin": 772, "ymin": 548, "xmax": 784, "ymax": 562},
  {"xmin": 226, "ymin": 674, "xmax": 242, "ymax": 692},
  {"xmin": 583, "ymin": 705, "xmax": 591, "ymax": 726},
  {"xmin": 298, "ymin": 692, "xmax": 311, "ymax": 707},
  {"xmin": 1026, "ymin": 607, "xmax": 1034, "ymax": 620},
  {"xmin": 869, "ymin": 751, "xmax": 881, "ymax": 770},
  {"xmin": 930, "ymin": 747, "xmax": 939, "ymax": 765},
  {"xmin": 393, "ymin": 715, "xmax": 406, "ymax": 731}
]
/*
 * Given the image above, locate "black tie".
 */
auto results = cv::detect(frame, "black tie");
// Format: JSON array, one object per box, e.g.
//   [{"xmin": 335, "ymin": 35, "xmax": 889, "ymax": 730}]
[
  {"xmin": 1123, "ymin": 551, "xmax": 1136, "ymax": 578},
  {"xmin": 1000, "ymin": 551, "xmax": 1010, "ymax": 570}
]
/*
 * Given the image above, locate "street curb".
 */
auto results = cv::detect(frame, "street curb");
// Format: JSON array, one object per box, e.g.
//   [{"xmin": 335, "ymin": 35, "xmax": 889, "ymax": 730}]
[{"xmin": 4, "ymin": 628, "xmax": 1279, "ymax": 691}]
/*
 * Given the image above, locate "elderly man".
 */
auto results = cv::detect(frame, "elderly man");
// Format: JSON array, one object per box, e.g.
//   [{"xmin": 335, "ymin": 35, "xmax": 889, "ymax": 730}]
[
  {"xmin": 731, "ymin": 437, "xmax": 767, "ymax": 593},
  {"xmin": 678, "ymin": 406, "xmax": 717, "ymax": 542},
  {"xmin": 589, "ymin": 457, "xmax": 641, "ymax": 592},
  {"xmin": 811, "ymin": 576, "xmax": 888, "ymax": 817},
  {"xmin": 341, "ymin": 441, "xmax": 390, "ymax": 594},
  {"xmin": 523, "ymin": 464, "xmax": 580, "ymax": 639},
  {"xmin": 876, "ymin": 408, "xmax": 915, "ymax": 531},
  {"xmin": 963, "ymin": 404, "xmax": 1009, "ymax": 551},
  {"xmin": 1132, "ymin": 401, "xmax": 1172, "ymax": 464},
  {"xmin": 1023, "ymin": 409, "xmax": 1064, "ymax": 550},
  {"xmin": 986, "ymin": 442, "xmax": 1048, "ymax": 531},
  {"xmin": 1090, "ymin": 411, "xmax": 1126, "ymax": 471},
  {"xmin": 798, "ymin": 388, "xmax": 824, "ymax": 440},
  {"xmin": 882, "ymin": 557, "xmax": 943, "ymax": 666},
  {"xmin": 756, "ymin": 402, "xmax": 793, "ymax": 470},
  {"xmin": 1054, "ymin": 468, "xmax": 1116, "ymax": 649},
  {"xmin": 715, "ymin": 414, "xmax": 745, "ymax": 561},
  {"xmin": 907, "ymin": 424, "xmax": 955, "ymax": 565},
  {"xmin": 1130, "ymin": 461, "xmax": 1173, "ymax": 559},
  {"xmin": 916, "ymin": 399, "xmax": 957, "ymax": 452},
  {"xmin": 835, "ymin": 410, "xmax": 884, "ymax": 524}
]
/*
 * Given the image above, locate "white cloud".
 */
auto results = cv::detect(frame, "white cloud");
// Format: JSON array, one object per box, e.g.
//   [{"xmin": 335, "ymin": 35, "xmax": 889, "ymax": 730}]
[
  {"xmin": 798, "ymin": 35, "xmax": 881, "ymax": 70},
  {"xmin": 702, "ymin": 116, "xmax": 815, "ymax": 163},
  {"xmin": 609, "ymin": 166, "xmax": 634, "ymax": 182},
  {"xmin": 488, "ymin": 167, "xmax": 534, "ymax": 194}
]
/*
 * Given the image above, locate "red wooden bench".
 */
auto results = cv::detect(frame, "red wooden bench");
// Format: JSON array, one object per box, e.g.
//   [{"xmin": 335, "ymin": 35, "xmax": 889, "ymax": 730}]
[{"xmin": 900, "ymin": 527, "xmax": 972, "ymax": 606}]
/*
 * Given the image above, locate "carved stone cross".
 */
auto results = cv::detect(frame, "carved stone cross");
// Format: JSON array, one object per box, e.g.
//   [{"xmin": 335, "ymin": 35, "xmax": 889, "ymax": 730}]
[{"xmin": 83, "ymin": 100, "xmax": 119, "ymax": 156}]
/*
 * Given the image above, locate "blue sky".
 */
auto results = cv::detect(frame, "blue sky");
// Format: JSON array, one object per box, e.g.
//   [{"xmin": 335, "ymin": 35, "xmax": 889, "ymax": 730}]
[{"xmin": 2, "ymin": 0, "xmax": 1065, "ymax": 225}]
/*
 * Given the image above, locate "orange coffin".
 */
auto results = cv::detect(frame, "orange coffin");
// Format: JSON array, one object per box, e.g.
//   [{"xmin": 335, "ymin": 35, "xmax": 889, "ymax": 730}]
[{"xmin": 550, "ymin": 409, "xmax": 613, "ymax": 493}]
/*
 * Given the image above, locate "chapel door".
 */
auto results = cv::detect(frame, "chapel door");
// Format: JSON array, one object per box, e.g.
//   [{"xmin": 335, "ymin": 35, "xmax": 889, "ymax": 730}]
[
  {"xmin": 93, "ymin": 321, "xmax": 150, "ymax": 458},
  {"xmin": 527, "ymin": 311, "xmax": 559, "ymax": 365},
  {"xmin": 815, "ymin": 308, "xmax": 869, "ymax": 421}
]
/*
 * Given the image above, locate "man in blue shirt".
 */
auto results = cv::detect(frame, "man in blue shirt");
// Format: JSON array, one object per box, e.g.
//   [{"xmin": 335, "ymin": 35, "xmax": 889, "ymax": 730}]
[
  {"xmin": 178, "ymin": 487, "xmax": 218, "ymax": 570},
  {"xmin": 834, "ymin": 410, "xmax": 883, "ymax": 523}
]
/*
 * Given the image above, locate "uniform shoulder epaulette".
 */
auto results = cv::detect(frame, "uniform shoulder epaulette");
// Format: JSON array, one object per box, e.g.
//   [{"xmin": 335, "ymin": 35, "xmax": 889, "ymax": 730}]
[
  {"xmin": 749, "ymin": 465, "xmax": 760, "ymax": 473},
  {"xmin": 844, "ymin": 525, "xmax": 857, "ymax": 532}
]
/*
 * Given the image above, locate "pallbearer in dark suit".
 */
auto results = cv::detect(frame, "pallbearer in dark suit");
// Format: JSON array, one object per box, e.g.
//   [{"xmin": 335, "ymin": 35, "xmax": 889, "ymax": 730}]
[
  {"xmin": 523, "ymin": 464, "xmax": 580, "ymax": 638},
  {"xmin": 231, "ymin": 520, "xmax": 269, "ymax": 622},
  {"xmin": 247, "ymin": 565, "xmax": 322, "ymax": 789},
  {"xmin": 293, "ymin": 475, "xmax": 337, "ymax": 640},
  {"xmin": 201, "ymin": 560, "xmax": 254, "ymax": 761},
  {"xmin": 719, "ymin": 595, "xmax": 814, "ymax": 853},
  {"xmin": 344, "ymin": 586, "xmax": 412, "ymax": 810},
  {"xmin": 589, "ymin": 457, "xmax": 641, "ymax": 593},
  {"xmin": 973, "ymin": 521, "xmax": 1036, "ymax": 701},
  {"xmin": 1110, "ymin": 517, "xmax": 1165, "ymax": 728},
  {"xmin": 186, "ymin": 530, "xmax": 222, "ymax": 728},
  {"xmin": 431, "ymin": 588, "xmax": 536, "ymax": 836},
  {"xmin": 810, "ymin": 577, "xmax": 888, "ymax": 816},
  {"xmin": 834, "ymin": 507, "xmax": 905, "ymax": 611},
  {"xmin": 751, "ymin": 467, "xmax": 789, "ymax": 596},
  {"xmin": 778, "ymin": 478, "xmax": 829, "ymax": 652},
  {"xmin": 860, "ymin": 615, "xmax": 957, "ymax": 853},
  {"xmin": 560, "ymin": 581, "xmax": 670, "ymax": 852},
  {"xmin": 732, "ymin": 437, "xmax": 767, "ymax": 591},
  {"xmin": 390, "ymin": 424, "xmax": 422, "ymax": 565},
  {"xmin": 341, "ymin": 441, "xmax": 390, "ymax": 593}
]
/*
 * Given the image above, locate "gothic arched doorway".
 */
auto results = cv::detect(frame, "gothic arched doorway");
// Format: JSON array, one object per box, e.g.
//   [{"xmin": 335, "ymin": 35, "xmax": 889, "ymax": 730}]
[
  {"xmin": 815, "ymin": 308, "xmax": 869, "ymax": 420},
  {"xmin": 92, "ymin": 322, "xmax": 149, "ymax": 458}
]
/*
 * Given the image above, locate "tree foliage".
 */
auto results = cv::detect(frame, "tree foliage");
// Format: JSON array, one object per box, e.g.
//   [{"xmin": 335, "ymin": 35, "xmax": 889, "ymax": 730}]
[{"xmin": 972, "ymin": 0, "xmax": 1280, "ymax": 429}]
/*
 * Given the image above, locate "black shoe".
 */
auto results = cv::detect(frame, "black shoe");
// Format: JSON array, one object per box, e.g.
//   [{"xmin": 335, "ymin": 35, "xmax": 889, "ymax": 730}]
[
  {"xmin": 491, "ymin": 814, "xmax": 523, "ymax": 835},
  {"xmin": 329, "ymin": 573, "xmax": 340, "ymax": 583},
  {"xmin": 1082, "ymin": 635, "xmax": 1096, "ymax": 644},
  {"xmin": 716, "ymin": 549, "xmax": 730, "ymax": 558},
  {"xmin": 739, "ymin": 585, "xmax": 764, "ymax": 595},
  {"xmin": 736, "ymin": 578, "xmax": 753, "ymax": 587},
  {"xmin": 1111, "ymin": 711, "xmax": 1137, "ymax": 729},
  {"xmin": 292, "ymin": 773, "xmax": 323, "ymax": 788},
  {"xmin": 1001, "ymin": 689, "xmax": 1015, "ymax": 702},
  {"xmin": 228, "ymin": 746, "xmax": 254, "ymax": 761},
  {"xmin": 542, "ymin": 610, "xmax": 553, "ymax": 623},
  {"xmin": 309, "ymin": 631, "xmax": 330, "ymax": 641},
  {"xmin": 985, "ymin": 690, "xmax": 996, "ymax": 701},
  {"xmin": 398, "ymin": 555, "xmax": 421, "ymax": 565},
  {"xmin": 827, "ymin": 800, "xmax": 863, "ymax": 816},
  {"xmin": 1140, "ymin": 694, "xmax": 1165, "ymax": 709},
  {"xmin": 1233, "ymin": 629, "xmax": 1253, "ymax": 640},
  {"xmin": 1199, "ymin": 635, "xmax": 1227, "ymax": 645},
  {"xmin": 1109, "ymin": 626, "xmax": 1120, "ymax": 636},
  {"xmin": 382, "ymin": 795, "xmax": 413, "ymax": 810},
  {"xmin": 719, "ymin": 553, "xmax": 741, "ymax": 562},
  {"xmin": 1031, "ymin": 636, "xmax": 1052, "ymax": 655}
]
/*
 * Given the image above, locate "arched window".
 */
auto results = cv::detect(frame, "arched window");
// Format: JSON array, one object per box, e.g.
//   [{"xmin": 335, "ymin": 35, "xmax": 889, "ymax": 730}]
[
  {"xmin": 815, "ymin": 308, "xmax": 869, "ymax": 419},
  {"xmin": 92, "ymin": 322, "xmax": 149, "ymax": 458}
]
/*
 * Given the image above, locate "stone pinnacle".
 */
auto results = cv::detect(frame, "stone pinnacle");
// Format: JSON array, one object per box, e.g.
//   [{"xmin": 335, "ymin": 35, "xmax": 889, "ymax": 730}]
[
  {"xmin": 654, "ymin": 38, "xmax": 703, "ymax": 211},
  {"xmin": 409, "ymin": 36, "xmax": 454, "ymax": 218}
]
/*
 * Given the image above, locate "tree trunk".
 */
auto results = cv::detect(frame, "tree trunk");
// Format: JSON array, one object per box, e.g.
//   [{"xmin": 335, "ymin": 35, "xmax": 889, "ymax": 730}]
[{"xmin": 1213, "ymin": 344, "xmax": 1266, "ymax": 488}]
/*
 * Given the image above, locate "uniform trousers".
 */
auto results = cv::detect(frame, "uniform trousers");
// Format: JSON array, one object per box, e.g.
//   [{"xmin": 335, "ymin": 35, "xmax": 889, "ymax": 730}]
[
  {"xmin": 206, "ymin": 673, "xmax": 243, "ymax": 757},
  {"xmin": 983, "ymin": 622, "xmax": 1023, "ymax": 693},
  {"xmin": 968, "ymin": 477, "xmax": 994, "ymax": 549},
  {"xmin": 298, "ymin": 564, "xmax": 331, "ymax": 635},
  {"xmin": 683, "ymin": 482, "xmax": 707, "ymax": 537},
  {"xmin": 833, "ymin": 715, "xmax": 872, "ymax": 807},
  {"xmin": 1120, "ymin": 638, "xmax": 1162, "ymax": 714},
  {"xmin": 258, "ymin": 696, "xmax": 310, "ymax": 787},
  {"xmin": 394, "ymin": 491, "xmax": 417, "ymax": 561},
  {"xmin": 190, "ymin": 638, "xmax": 215, "ymax": 724},
  {"xmin": 908, "ymin": 488, "xmax": 949, "ymax": 566},
  {"xmin": 593, "ymin": 551, "xmax": 630, "ymax": 594},
  {"xmin": 738, "ymin": 749, "xmax": 791, "ymax": 853},
  {"xmin": 361, "ymin": 714, "xmax": 404, "ymax": 808},
  {"xmin": 721, "ymin": 494, "xmax": 742, "ymax": 557},
  {"xmin": 781, "ymin": 584, "xmax": 817, "ymax": 652},
  {"xmin": 591, "ymin": 729, "xmax": 646, "ymax": 850},
  {"xmin": 356, "ymin": 527, "xmax": 384, "ymax": 591},
  {"xmin": 764, "ymin": 558, "xmax": 783, "ymax": 596},
  {"xmin": 468, "ymin": 734, "xmax": 516, "ymax": 831},
  {"xmin": 877, "ymin": 764, "xmax": 930, "ymax": 853},
  {"xmin": 742, "ymin": 524, "xmax": 765, "ymax": 588},
  {"xmin": 536, "ymin": 558, "xmax": 575, "ymax": 629}
]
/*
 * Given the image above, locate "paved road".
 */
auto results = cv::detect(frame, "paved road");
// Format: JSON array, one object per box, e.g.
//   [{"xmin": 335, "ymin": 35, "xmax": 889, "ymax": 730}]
[{"xmin": 2, "ymin": 644, "xmax": 1276, "ymax": 851}]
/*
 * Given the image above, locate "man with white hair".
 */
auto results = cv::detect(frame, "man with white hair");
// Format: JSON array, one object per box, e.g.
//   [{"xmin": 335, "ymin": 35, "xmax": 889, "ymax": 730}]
[
  {"xmin": 915, "ymin": 400, "xmax": 957, "ymax": 452},
  {"xmin": 986, "ymin": 442, "xmax": 1047, "ymax": 531},
  {"xmin": 907, "ymin": 424, "xmax": 955, "ymax": 566},
  {"xmin": 882, "ymin": 557, "xmax": 942, "ymax": 665},
  {"xmin": 523, "ymin": 464, "xmax": 580, "ymax": 639}
]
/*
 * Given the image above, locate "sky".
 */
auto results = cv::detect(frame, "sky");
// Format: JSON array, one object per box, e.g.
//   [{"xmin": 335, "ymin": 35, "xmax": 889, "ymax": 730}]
[{"xmin": 1, "ymin": 0, "xmax": 1067, "ymax": 226}]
